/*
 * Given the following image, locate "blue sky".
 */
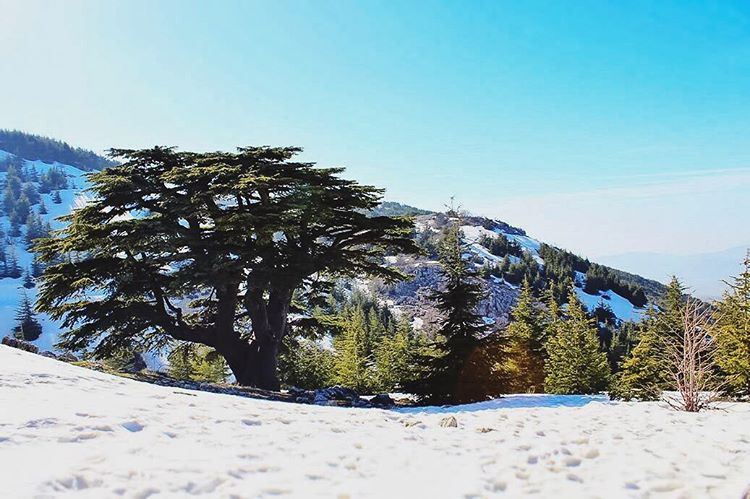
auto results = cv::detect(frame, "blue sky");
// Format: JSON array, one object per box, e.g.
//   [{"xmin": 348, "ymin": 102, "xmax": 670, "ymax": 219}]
[{"xmin": 2, "ymin": 0, "xmax": 749, "ymax": 260}]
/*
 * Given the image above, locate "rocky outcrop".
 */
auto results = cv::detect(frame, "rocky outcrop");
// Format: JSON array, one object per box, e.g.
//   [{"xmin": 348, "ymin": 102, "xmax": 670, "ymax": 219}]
[{"xmin": 1, "ymin": 336, "xmax": 39, "ymax": 354}]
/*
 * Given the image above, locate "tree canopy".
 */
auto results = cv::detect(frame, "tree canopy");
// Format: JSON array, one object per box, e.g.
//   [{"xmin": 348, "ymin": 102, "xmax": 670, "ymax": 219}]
[{"xmin": 36, "ymin": 146, "xmax": 418, "ymax": 389}]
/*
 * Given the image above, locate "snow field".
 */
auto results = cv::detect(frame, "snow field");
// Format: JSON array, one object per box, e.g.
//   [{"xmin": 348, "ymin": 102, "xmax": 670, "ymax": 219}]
[{"xmin": 1, "ymin": 346, "xmax": 749, "ymax": 498}]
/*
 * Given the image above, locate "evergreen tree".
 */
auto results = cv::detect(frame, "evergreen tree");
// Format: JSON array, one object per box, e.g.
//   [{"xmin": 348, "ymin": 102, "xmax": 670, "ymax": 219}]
[
  {"xmin": 13, "ymin": 292, "xmax": 42, "ymax": 341},
  {"xmin": 5, "ymin": 246, "xmax": 22, "ymax": 278},
  {"xmin": 22, "ymin": 267, "xmax": 35, "ymax": 289},
  {"xmin": 11, "ymin": 194, "xmax": 31, "ymax": 225},
  {"xmin": 544, "ymin": 289, "xmax": 611, "ymax": 394},
  {"xmin": 500, "ymin": 278, "xmax": 547, "ymax": 393},
  {"xmin": 31, "ymin": 254, "xmax": 45, "ymax": 278},
  {"xmin": 375, "ymin": 318, "xmax": 418, "ymax": 391},
  {"xmin": 278, "ymin": 335, "xmax": 335, "ymax": 390},
  {"xmin": 715, "ymin": 251, "xmax": 750, "ymax": 398},
  {"xmin": 51, "ymin": 190, "xmax": 62, "ymax": 204},
  {"xmin": 22, "ymin": 183, "xmax": 40, "ymax": 206},
  {"xmin": 167, "ymin": 343, "xmax": 197, "ymax": 380},
  {"xmin": 36, "ymin": 146, "xmax": 417, "ymax": 390},
  {"xmin": 608, "ymin": 314, "xmax": 666, "ymax": 400},
  {"xmin": 192, "ymin": 348, "xmax": 230, "ymax": 383},
  {"xmin": 38, "ymin": 199, "xmax": 48, "ymax": 215},
  {"xmin": 407, "ymin": 217, "xmax": 489, "ymax": 404},
  {"xmin": 9, "ymin": 220, "xmax": 22, "ymax": 238},
  {"xmin": 333, "ymin": 308, "xmax": 374, "ymax": 392},
  {"xmin": 609, "ymin": 277, "xmax": 686, "ymax": 400}
]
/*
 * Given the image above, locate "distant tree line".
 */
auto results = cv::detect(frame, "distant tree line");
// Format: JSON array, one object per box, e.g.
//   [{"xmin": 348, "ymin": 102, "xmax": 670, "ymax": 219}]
[{"xmin": 0, "ymin": 129, "xmax": 116, "ymax": 171}]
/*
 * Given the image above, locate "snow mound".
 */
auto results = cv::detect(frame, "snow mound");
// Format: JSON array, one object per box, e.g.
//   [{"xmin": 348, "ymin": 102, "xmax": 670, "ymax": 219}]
[{"xmin": 2, "ymin": 345, "xmax": 749, "ymax": 498}]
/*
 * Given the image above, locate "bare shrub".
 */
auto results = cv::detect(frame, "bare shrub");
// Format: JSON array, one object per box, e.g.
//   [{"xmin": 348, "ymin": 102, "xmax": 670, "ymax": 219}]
[{"xmin": 662, "ymin": 298, "xmax": 728, "ymax": 412}]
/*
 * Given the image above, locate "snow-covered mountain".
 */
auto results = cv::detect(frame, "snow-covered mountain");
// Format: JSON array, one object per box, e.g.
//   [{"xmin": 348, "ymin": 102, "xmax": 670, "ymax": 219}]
[
  {"xmin": 365, "ymin": 207, "xmax": 666, "ymax": 331},
  {"xmin": 0, "ymin": 148, "xmax": 91, "ymax": 351},
  {"xmin": 0, "ymin": 142, "xmax": 668, "ymax": 356}
]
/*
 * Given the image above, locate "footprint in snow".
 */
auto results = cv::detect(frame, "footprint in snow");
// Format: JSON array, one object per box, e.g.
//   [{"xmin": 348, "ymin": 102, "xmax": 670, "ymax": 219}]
[{"xmin": 121, "ymin": 421, "xmax": 144, "ymax": 432}]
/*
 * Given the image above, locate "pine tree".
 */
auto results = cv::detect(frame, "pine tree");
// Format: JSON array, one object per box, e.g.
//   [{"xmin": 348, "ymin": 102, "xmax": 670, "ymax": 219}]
[
  {"xmin": 52, "ymin": 190, "xmax": 62, "ymax": 204},
  {"xmin": 192, "ymin": 348, "xmax": 230, "ymax": 383},
  {"xmin": 31, "ymin": 254, "xmax": 45, "ymax": 278},
  {"xmin": 715, "ymin": 251, "xmax": 750, "ymax": 398},
  {"xmin": 5, "ymin": 246, "xmax": 22, "ymax": 278},
  {"xmin": 333, "ymin": 308, "xmax": 374, "ymax": 392},
  {"xmin": 9, "ymin": 220, "xmax": 22, "ymax": 238},
  {"xmin": 375, "ymin": 318, "xmax": 417, "ymax": 391},
  {"xmin": 278, "ymin": 335, "xmax": 335, "ymax": 390},
  {"xmin": 609, "ymin": 277, "xmax": 686, "ymax": 400},
  {"xmin": 544, "ymin": 289, "xmax": 611, "ymax": 394},
  {"xmin": 407, "ymin": 217, "xmax": 489, "ymax": 404},
  {"xmin": 22, "ymin": 267, "xmax": 35, "ymax": 289},
  {"xmin": 13, "ymin": 292, "xmax": 43, "ymax": 341},
  {"xmin": 38, "ymin": 199, "xmax": 48, "ymax": 215},
  {"xmin": 167, "ymin": 343, "xmax": 196, "ymax": 380},
  {"xmin": 608, "ymin": 315, "xmax": 666, "ymax": 400},
  {"xmin": 11, "ymin": 194, "xmax": 31, "ymax": 225},
  {"xmin": 501, "ymin": 278, "xmax": 547, "ymax": 393}
]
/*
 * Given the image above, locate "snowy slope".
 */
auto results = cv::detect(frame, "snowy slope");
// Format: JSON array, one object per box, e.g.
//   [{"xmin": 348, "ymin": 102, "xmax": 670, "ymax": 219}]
[
  {"xmin": 0, "ymin": 150, "xmax": 91, "ymax": 350},
  {"xmin": 1, "ymin": 345, "xmax": 749, "ymax": 498},
  {"xmin": 456, "ymin": 221, "xmax": 647, "ymax": 322}
]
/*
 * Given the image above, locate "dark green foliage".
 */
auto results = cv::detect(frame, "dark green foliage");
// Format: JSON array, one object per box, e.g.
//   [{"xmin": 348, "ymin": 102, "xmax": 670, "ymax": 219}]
[
  {"xmin": 609, "ymin": 277, "xmax": 686, "ymax": 400},
  {"xmin": 500, "ymin": 279, "xmax": 547, "ymax": 392},
  {"xmin": 538, "ymin": 243, "xmax": 649, "ymax": 308},
  {"xmin": 278, "ymin": 335, "xmax": 336, "ymax": 390},
  {"xmin": 35, "ymin": 145, "xmax": 418, "ymax": 390},
  {"xmin": 25, "ymin": 212, "xmax": 51, "ymax": 249},
  {"xmin": 408, "ymin": 220, "xmax": 489, "ymax": 404},
  {"xmin": 3, "ymin": 246, "xmax": 22, "ymax": 278},
  {"xmin": 369, "ymin": 201, "xmax": 432, "ymax": 217},
  {"xmin": 14, "ymin": 292, "xmax": 42, "ymax": 341},
  {"xmin": 0, "ymin": 129, "xmax": 116, "ymax": 171},
  {"xmin": 715, "ymin": 251, "xmax": 750, "ymax": 398},
  {"xmin": 544, "ymin": 289, "xmax": 611, "ymax": 394},
  {"xmin": 478, "ymin": 233, "xmax": 522, "ymax": 258},
  {"xmin": 51, "ymin": 191, "xmax": 62, "ymax": 204},
  {"xmin": 502, "ymin": 251, "xmax": 544, "ymax": 290},
  {"xmin": 22, "ymin": 268, "xmax": 35, "ymax": 289}
]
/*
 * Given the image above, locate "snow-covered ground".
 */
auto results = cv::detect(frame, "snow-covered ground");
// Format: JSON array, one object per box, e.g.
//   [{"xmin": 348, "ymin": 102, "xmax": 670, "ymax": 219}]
[{"xmin": 2, "ymin": 346, "xmax": 749, "ymax": 498}]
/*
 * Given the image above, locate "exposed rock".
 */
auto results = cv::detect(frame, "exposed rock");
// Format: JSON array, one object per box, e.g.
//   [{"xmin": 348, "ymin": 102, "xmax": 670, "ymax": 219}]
[
  {"xmin": 39, "ymin": 351, "xmax": 59, "ymax": 359},
  {"xmin": 439, "ymin": 416, "xmax": 458, "ymax": 428},
  {"xmin": 1, "ymin": 336, "xmax": 39, "ymax": 354},
  {"xmin": 58, "ymin": 351, "xmax": 80, "ymax": 363},
  {"xmin": 288, "ymin": 386, "xmax": 377, "ymax": 408},
  {"xmin": 369, "ymin": 393, "xmax": 395, "ymax": 408}
]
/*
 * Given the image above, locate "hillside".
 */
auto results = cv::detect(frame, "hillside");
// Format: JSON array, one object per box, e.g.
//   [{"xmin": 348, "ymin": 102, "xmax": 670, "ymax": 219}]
[
  {"xmin": 2, "ymin": 345, "xmax": 749, "ymax": 497},
  {"xmin": 0, "ymin": 137, "xmax": 667, "ymax": 356},
  {"xmin": 0, "ymin": 130, "xmax": 115, "ymax": 172},
  {"xmin": 0, "ymin": 148, "xmax": 91, "ymax": 350},
  {"xmin": 366, "ymin": 213, "xmax": 666, "ymax": 334}
]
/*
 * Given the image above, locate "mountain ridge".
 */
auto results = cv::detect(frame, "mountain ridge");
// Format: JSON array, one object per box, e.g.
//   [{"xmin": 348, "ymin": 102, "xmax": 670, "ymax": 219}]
[{"xmin": 0, "ymin": 135, "xmax": 671, "ymax": 356}]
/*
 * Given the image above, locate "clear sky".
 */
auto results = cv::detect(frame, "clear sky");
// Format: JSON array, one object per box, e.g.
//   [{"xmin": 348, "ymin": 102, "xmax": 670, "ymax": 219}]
[{"xmin": 2, "ymin": 0, "xmax": 749, "ymax": 260}]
